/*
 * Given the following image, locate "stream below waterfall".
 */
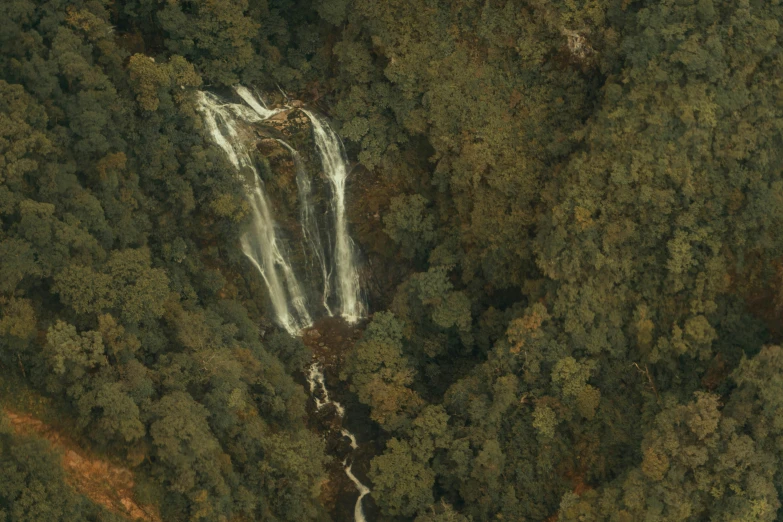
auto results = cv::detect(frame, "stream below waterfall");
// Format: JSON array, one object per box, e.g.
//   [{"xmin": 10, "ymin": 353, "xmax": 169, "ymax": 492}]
[
  {"xmin": 307, "ymin": 361, "xmax": 371, "ymax": 522},
  {"xmin": 300, "ymin": 317, "xmax": 378, "ymax": 522}
]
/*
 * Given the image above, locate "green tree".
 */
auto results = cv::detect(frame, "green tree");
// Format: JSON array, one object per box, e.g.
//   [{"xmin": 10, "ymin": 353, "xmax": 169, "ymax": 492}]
[
  {"xmin": 127, "ymin": 54, "xmax": 201, "ymax": 112},
  {"xmin": 77, "ymin": 381, "xmax": 145, "ymax": 443},
  {"xmin": 342, "ymin": 312, "xmax": 423, "ymax": 430},
  {"xmin": 54, "ymin": 248, "xmax": 170, "ymax": 324},
  {"xmin": 383, "ymin": 194, "xmax": 436, "ymax": 260},
  {"xmin": 157, "ymin": 0, "xmax": 258, "ymax": 85},
  {"xmin": 148, "ymin": 392, "xmax": 231, "ymax": 517},
  {"xmin": 370, "ymin": 438, "xmax": 435, "ymax": 518}
]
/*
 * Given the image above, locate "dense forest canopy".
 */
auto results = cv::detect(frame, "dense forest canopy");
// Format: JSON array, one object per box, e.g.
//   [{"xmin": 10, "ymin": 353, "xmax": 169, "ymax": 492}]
[{"xmin": 1, "ymin": 0, "xmax": 783, "ymax": 521}]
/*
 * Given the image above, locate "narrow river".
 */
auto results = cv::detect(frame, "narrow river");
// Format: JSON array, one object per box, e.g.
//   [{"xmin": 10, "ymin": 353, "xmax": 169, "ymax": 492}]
[{"xmin": 306, "ymin": 362, "xmax": 371, "ymax": 522}]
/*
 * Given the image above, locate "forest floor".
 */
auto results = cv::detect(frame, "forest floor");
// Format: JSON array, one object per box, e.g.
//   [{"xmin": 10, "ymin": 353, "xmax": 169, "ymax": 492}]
[{"xmin": 3, "ymin": 406, "xmax": 159, "ymax": 521}]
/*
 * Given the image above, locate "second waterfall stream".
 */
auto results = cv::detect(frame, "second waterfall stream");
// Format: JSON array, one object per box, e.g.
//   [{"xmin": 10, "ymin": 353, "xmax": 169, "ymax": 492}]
[{"xmin": 197, "ymin": 86, "xmax": 371, "ymax": 521}]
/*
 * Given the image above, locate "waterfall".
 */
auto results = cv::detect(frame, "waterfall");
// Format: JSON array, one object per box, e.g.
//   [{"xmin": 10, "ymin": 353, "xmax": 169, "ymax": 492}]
[
  {"xmin": 276, "ymin": 140, "xmax": 333, "ymax": 316},
  {"xmin": 199, "ymin": 86, "xmax": 371, "ymax": 520},
  {"xmin": 197, "ymin": 91, "xmax": 311, "ymax": 335},
  {"xmin": 234, "ymin": 85, "xmax": 280, "ymax": 120},
  {"xmin": 306, "ymin": 363, "xmax": 371, "ymax": 522},
  {"xmin": 303, "ymin": 111, "xmax": 366, "ymax": 324},
  {"xmin": 197, "ymin": 86, "xmax": 366, "ymax": 333}
]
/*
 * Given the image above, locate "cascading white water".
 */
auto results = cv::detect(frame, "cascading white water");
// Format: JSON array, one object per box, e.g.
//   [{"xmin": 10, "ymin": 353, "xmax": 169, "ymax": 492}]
[
  {"xmin": 307, "ymin": 363, "xmax": 371, "ymax": 522},
  {"xmin": 198, "ymin": 86, "xmax": 366, "ymax": 333},
  {"xmin": 234, "ymin": 85, "xmax": 281, "ymax": 120},
  {"xmin": 303, "ymin": 111, "xmax": 366, "ymax": 323},
  {"xmin": 276, "ymin": 140, "xmax": 334, "ymax": 316},
  {"xmin": 341, "ymin": 429, "xmax": 358, "ymax": 450},
  {"xmin": 307, "ymin": 362, "xmax": 345, "ymax": 416},
  {"xmin": 344, "ymin": 461, "xmax": 371, "ymax": 522},
  {"xmin": 197, "ymin": 91, "xmax": 312, "ymax": 335}
]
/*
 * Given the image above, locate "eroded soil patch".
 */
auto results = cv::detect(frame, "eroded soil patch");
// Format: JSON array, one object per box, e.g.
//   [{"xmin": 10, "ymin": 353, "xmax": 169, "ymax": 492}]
[{"xmin": 4, "ymin": 409, "xmax": 160, "ymax": 522}]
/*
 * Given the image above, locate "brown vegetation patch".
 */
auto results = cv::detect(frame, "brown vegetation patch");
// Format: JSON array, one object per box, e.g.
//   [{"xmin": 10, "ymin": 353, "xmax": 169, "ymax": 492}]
[
  {"xmin": 4, "ymin": 409, "xmax": 160, "ymax": 522},
  {"xmin": 303, "ymin": 316, "xmax": 364, "ymax": 372}
]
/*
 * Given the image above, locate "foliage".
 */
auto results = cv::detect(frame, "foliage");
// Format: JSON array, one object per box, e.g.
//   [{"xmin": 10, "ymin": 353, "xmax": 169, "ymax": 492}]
[
  {"xmin": 329, "ymin": 0, "xmax": 783, "ymax": 519},
  {"xmin": 0, "ymin": 1, "xmax": 326, "ymax": 520},
  {"xmin": 2, "ymin": 0, "xmax": 783, "ymax": 520},
  {"xmin": 0, "ymin": 412, "xmax": 125, "ymax": 521}
]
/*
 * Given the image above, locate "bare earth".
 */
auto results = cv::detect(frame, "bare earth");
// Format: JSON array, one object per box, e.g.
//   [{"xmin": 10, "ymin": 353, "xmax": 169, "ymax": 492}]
[{"xmin": 4, "ymin": 409, "xmax": 160, "ymax": 522}]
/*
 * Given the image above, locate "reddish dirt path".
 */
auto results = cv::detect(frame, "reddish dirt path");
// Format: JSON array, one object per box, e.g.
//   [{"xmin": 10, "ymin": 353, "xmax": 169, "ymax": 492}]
[{"xmin": 4, "ymin": 409, "xmax": 160, "ymax": 522}]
